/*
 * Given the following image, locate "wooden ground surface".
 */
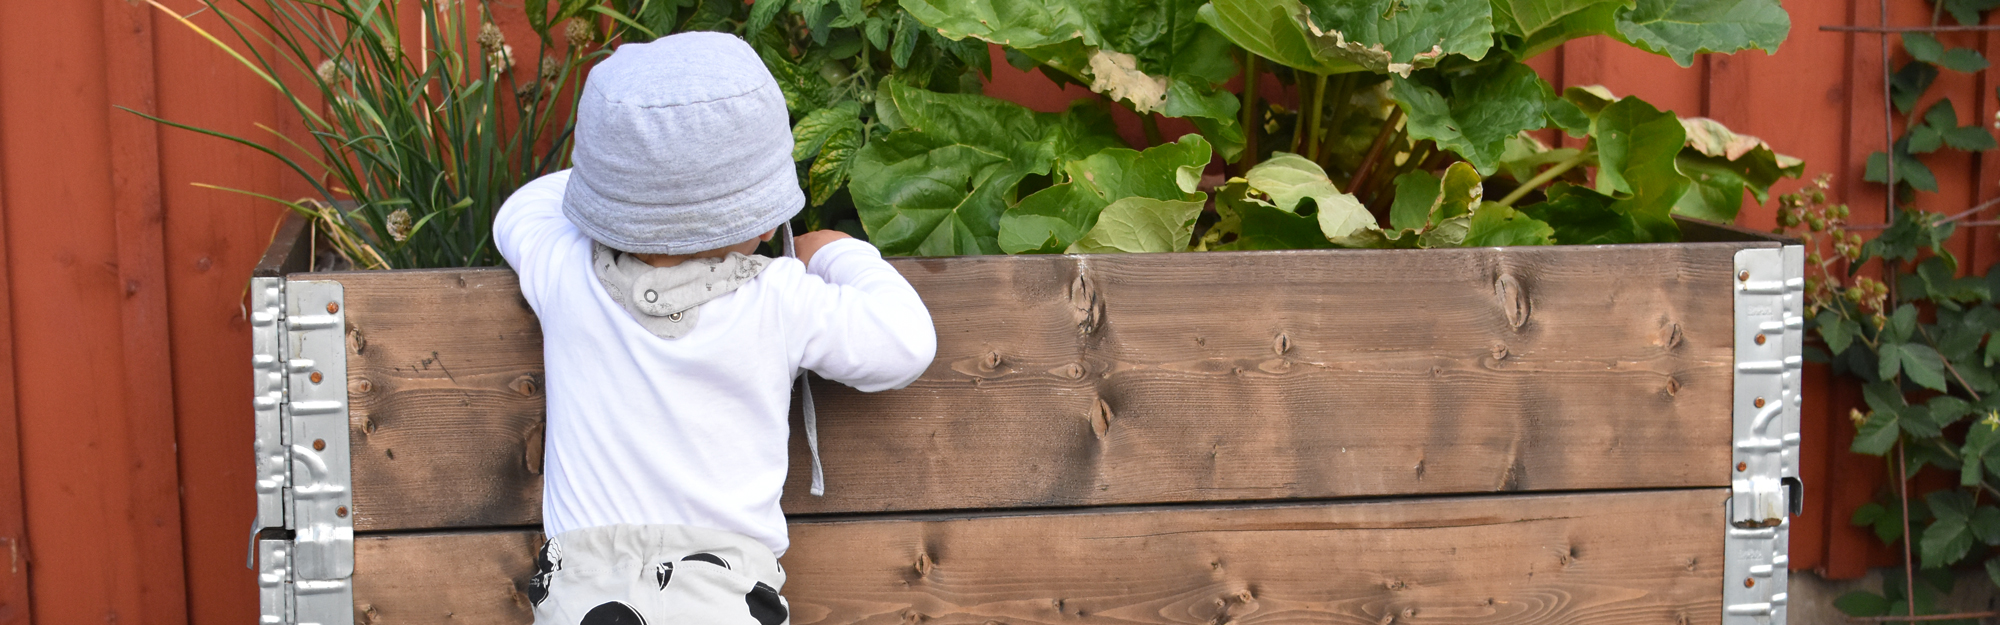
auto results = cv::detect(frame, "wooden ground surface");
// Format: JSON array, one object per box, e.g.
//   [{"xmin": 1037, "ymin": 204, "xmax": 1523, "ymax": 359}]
[
  {"xmin": 330, "ymin": 243, "xmax": 1759, "ymax": 532},
  {"xmin": 352, "ymin": 489, "xmax": 1728, "ymax": 625}
]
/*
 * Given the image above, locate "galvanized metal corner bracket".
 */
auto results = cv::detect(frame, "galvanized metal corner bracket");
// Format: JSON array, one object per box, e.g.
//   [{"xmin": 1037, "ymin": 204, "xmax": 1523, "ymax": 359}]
[
  {"xmin": 253, "ymin": 278, "xmax": 353, "ymax": 625},
  {"xmin": 1724, "ymin": 245, "xmax": 1804, "ymax": 625}
]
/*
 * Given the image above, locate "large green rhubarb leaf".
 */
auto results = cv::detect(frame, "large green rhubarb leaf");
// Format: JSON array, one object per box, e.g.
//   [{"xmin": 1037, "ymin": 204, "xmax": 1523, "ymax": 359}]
[
  {"xmin": 1200, "ymin": 0, "xmax": 1480, "ymax": 76},
  {"xmin": 1204, "ymin": 153, "xmax": 1372, "ymax": 249},
  {"xmin": 1612, "ymin": 0, "xmax": 1790, "ymax": 66},
  {"xmin": 852, "ymin": 81, "xmax": 1126, "ymax": 255},
  {"xmin": 1390, "ymin": 59, "xmax": 1552, "ymax": 175},
  {"xmin": 903, "ymin": 0, "xmax": 1246, "ymax": 158},
  {"xmin": 1589, "ymin": 95, "xmax": 1687, "ymax": 240},
  {"xmin": 999, "ymin": 135, "xmax": 1213, "ymax": 253},
  {"xmin": 1068, "ymin": 197, "xmax": 1207, "ymax": 253},
  {"xmin": 1671, "ymin": 117, "xmax": 1804, "ymax": 222},
  {"xmin": 1300, "ymin": 0, "xmax": 1495, "ymax": 64}
]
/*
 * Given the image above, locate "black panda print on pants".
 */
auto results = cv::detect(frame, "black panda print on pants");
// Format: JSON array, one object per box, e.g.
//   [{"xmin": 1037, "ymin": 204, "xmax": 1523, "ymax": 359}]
[{"xmin": 554, "ymin": 550, "xmax": 789, "ymax": 625}]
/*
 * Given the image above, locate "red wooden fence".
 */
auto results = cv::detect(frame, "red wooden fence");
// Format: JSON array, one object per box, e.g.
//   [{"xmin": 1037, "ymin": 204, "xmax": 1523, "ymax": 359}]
[{"xmin": 0, "ymin": 0, "xmax": 1970, "ymax": 621}]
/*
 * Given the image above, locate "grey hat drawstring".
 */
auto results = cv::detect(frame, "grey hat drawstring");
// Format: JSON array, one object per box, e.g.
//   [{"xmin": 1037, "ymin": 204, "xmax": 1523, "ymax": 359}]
[{"xmin": 783, "ymin": 222, "xmax": 826, "ymax": 497}]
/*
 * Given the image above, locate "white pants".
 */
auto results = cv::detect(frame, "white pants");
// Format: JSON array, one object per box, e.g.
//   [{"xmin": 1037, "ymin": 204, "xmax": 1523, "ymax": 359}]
[{"xmin": 529, "ymin": 524, "xmax": 790, "ymax": 625}]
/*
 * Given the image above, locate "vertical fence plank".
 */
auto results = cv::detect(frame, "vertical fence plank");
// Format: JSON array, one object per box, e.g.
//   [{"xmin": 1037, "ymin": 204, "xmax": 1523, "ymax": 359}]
[
  {"xmin": 102, "ymin": 2, "xmax": 192, "ymax": 622},
  {"xmin": 0, "ymin": 27, "xmax": 29, "ymax": 623},
  {"xmin": 150, "ymin": 0, "xmax": 300, "ymax": 620}
]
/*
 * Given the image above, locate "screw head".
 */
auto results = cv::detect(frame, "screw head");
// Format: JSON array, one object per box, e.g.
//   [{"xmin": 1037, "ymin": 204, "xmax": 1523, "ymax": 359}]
[
  {"xmin": 1744, "ymin": 578, "xmax": 1755, "ymax": 588},
  {"xmin": 326, "ymin": 302, "xmax": 339, "ymax": 314},
  {"xmin": 1754, "ymin": 397, "xmax": 1766, "ymax": 408},
  {"xmin": 1737, "ymin": 462, "xmax": 1748, "ymax": 472},
  {"xmin": 1739, "ymin": 270, "xmax": 1751, "ymax": 282},
  {"xmin": 336, "ymin": 506, "xmax": 348, "ymax": 518},
  {"xmin": 313, "ymin": 438, "xmax": 326, "ymax": 451},
  {"xmin": 309, "ymin": 371, "xmax": 323, "ymax": 384},
  {"xmin": 1755, "ymin": 334, "xmax": 1767, "ymax": 345}
]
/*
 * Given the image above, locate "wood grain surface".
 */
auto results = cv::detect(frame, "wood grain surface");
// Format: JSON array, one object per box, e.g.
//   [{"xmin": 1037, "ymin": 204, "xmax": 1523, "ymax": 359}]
[
  {"xmin": 352, "ymin": 489, "xmax": 1729, "ymax": 625},
  {"xmin": 329, "ymin": 243, "xmax": 1763, "ymax": 531}
]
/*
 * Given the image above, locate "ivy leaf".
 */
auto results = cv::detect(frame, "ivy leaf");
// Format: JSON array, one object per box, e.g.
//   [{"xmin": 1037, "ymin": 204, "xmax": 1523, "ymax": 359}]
[
  {"xmin": 1864, "ymin": 147, "xmax": 1939, "ymax": 193},
  {"xmin": 1611, "ymin": 0, "xmax": 1790, "ymax": 67},
  {"xmin": 1390, "ymin": 59, "xmax": 1552, "ymax": 175},
  {"xmin": 792, "ymin": 102, "xmax": 863, "ymax": 161},
  {"xmin": 1000, "ymin": 135, "xmax": 1213, "ymax": 254},
  {"xmin": 1067, "ymin": 197, "xmax": 1206, "ymax": 253},
  {"xmin": 1944, "ymin": 48, "xmax": 1991, "ymax": 73},
  {"xmin": 1943, "ymin": 0, "xmax": 2000, "ymax": 26},
  {"xmin": 1834, "ymin": 590, "xmax": 1893, "ymax": 617},
  {"xmin": 1818, "ymin": 310, "xmax": 1857, "ymax": 355},
  {"xmin": 1968, "ymin": 414, "xmax": 2000, "ymax": 486},
  {"xmin": 1853, "ymin": 408, "xmax": 1901, "ymax": 456},
  {"xmin": 1879, "ymin": 341, "xmax": 1906, "ymax": 382},
  {"xmin": 1905, "ymin": 33, "xmax": 1946, "ymax": 65},
  {"xmin": 1389, "ymin": 170, "xmax": 1443, "ymax": 232},
  {"xmin": 1901, "ymin": 342, "xmax": 1950, "ymax": 391},
  {"xmin": 1945, "ymin": 125, "xmax": 1998, "ymax": 151},
  {"xmin": 1893, "ymin": 61, "xmax": 1939, "ymax": 114},
  {"xmin": 1923, "ymin": 491, "xmax": 1977, "ymax": 568},
  {"xmin": 807, "ymin": 126, "xmax": 860, "ymax": 206}
]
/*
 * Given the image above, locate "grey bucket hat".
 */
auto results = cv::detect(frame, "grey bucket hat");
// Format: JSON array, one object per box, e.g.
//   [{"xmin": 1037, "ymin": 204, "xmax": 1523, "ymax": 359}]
[{"xmin": 562, "ymin": 32, "xmax": 803, "ymax": 255}]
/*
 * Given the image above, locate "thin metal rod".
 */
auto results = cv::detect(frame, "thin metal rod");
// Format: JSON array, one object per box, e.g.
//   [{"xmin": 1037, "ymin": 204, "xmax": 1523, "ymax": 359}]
[
  {"xmin": 1882, "ymin": 0, "xmax": 1899, "ymax": 230},
  {"xmin": 1898, "ymin": 441, "xmax": 1917, "ymax": 622},
  {"xmin": 1822, "ymin": 24, "xmax": 2000, "ymax": 32}
]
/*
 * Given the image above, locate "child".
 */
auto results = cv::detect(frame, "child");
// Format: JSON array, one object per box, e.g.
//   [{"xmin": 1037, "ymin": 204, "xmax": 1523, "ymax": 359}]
[{"xmin": 494, "ymin": 32, "xmax": 937, "ymax": 625}]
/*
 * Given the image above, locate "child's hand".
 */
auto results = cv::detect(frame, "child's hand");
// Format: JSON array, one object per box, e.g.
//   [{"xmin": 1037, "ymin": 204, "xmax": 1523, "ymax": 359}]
[{"xmin": 794, "ymin": 230, "xmax": 854, "ymax": 267}]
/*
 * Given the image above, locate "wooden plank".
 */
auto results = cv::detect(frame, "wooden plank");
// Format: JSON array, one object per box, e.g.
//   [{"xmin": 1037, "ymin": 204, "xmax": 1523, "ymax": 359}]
[
  {"xmin": 101, "ymin": 1, "xmax": 190, "ymax": 621},
  {"xmin": 338, "ymin": 242, "xmax": 1759, "ymax": 531},
  {"xmin": 352, "ymin": 489, "xmax": 1728, "ymax": 625},
  {"xmin": 253, "ymin": 212, "xmax": 313, "ymax": 279},
  {"xmin": 0, "ymin": 30, "xmax": 26, "ymax": 624}
]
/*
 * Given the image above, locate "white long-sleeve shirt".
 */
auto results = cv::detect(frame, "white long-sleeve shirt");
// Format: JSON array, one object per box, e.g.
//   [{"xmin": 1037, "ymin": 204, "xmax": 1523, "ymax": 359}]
[{"xmin": 495, "ymin": 170, "xmax": 936, "ymax": 555}]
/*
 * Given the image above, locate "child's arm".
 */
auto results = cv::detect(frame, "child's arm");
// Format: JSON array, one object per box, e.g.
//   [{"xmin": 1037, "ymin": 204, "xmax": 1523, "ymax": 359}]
[
  {"xmin": 790, "ymin": 235, "xmax": 937, "ymax": 392},
  {"xmin": 494, "ymin": 171, "xmax": 579, "ymax": 310}
]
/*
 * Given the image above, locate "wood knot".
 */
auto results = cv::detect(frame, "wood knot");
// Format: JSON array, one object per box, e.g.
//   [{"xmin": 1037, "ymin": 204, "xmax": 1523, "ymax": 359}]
[
  {"xmin": 1051, "ymin": 363, "xmax": 1085, "ymax": 380},
  {"xmin": 362, "ymin": 419, "xmax": 377, "ymax": 435},
  {"xmin": 1664, "ymin": 376, "xmax": 1681, "ymax": 396},
  {"xmin": 1089, "ymin": 399, "xmax": 1113, "ymax": 438},
  {"xmin": 1070, "ymin": 273, "xmax": 1103, "ymax": 335},
  {"xmin": 979, "ymin": 351, "xmax": 1002, "ymax": 373},
  {"xmin": 1272, "ymin": 333, "xmax": 1291, "ymax": 355},
  {"xmin": 1663, "ymin": 322, "xmax": 1684, "ymax": 350},
  {"xmin": 349, "ymin": 378, "xmax": 372, "ymax": 395},
  {"xmin": 1384, "ymin": 578, "xmax": 1407, "ymax": 591},
  {"xmin": 1490, "ymin": 343, "xmax": 1508, "ymax": 360},
  {"xmin": 510, "ymin": 374, "xmax": 541, "ymax": 397},
  {"xmin": 914, "ymin": 552, "xmax": 936, "ymax": 578},
  {"xmin": 1493, "ymin": 273, "xmax": 1530, "ymax": 329},
  {"xmin": 347, "ymin": 327, "xmax": 367, "ymax": 354},
  {"xmin": 901, "ymin": 609, "xmax": 928, "ymax": 625}
]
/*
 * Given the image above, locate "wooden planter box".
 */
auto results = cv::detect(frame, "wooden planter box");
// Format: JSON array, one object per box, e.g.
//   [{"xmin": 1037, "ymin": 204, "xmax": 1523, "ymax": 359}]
[{"xmin": 248, "ymin": 215, "xmax": 1803, "ymax": 625}]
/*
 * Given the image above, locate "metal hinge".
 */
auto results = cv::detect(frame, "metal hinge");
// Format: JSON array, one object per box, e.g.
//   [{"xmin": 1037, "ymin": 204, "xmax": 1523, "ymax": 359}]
[
  {"xmin": 253, "ymin": 278, "xmax": 353, "ymax": 625},
  {"xmin": 1724, "ymin": 245, "xmax": 1804, "ymax": 625}
]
